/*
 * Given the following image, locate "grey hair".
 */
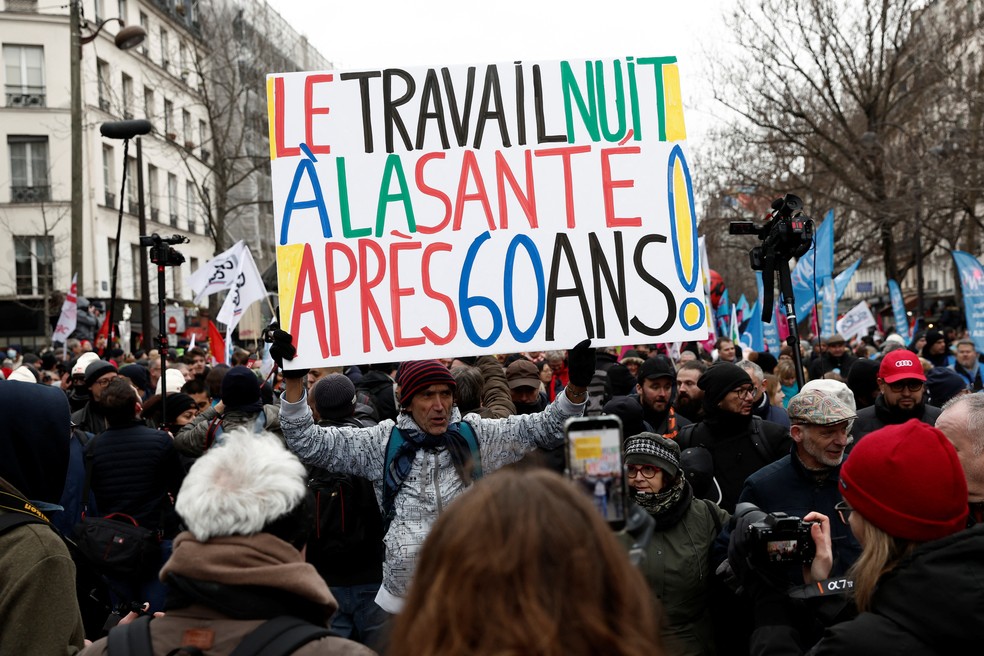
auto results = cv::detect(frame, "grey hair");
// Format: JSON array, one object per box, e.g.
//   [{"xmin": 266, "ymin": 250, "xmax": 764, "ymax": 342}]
[
  {"xmin": 737, "ymin": 360, "xmax": 764, "ymax": 381},
  {"xmin": 175, "ymin": 429, "xmax": 307, "ymax": 541},
  {"xmin": 941, "ymin": 394, "xmax": 984, "ymax": 456},
  {"xmin": 451, "ymin": 365, "xmax": 485, "ymax": 414}
]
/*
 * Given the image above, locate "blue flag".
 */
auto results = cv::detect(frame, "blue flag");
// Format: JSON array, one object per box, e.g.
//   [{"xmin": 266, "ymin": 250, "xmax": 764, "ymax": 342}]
[
  {"xmin": 756, "ymin": 271, "xmax": 781, "ymax": 352},
  {"xmin": 741, "ymin": 300, "xmax": 765, "ymax": 352},
  {"xmin": 716, "ymin": 289, "xmax": 731, "ymax": 338},
  {"xmin": 952, "ymin": 251, "xmax": 984, "ymax": 353},
  {"xmin": 833, "ymin": 258, "xmax": 862, "ymax": 300},
  {"xmin": 888, "ymin": 279, "xmax": 910, "ymax": 342},
  {"xmin": 790, "ymin": 210, "xmax": 835, "ymax": 319},
  {"xmin": 736, "ymin": 294, "xmax": 750, "ymax": 325}
]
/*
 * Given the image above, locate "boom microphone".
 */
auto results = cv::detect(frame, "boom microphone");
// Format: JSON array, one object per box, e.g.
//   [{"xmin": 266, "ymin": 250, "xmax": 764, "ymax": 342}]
[{"xmin": 100, "ymin": 119, "xmax": 153, "ymax": 140}]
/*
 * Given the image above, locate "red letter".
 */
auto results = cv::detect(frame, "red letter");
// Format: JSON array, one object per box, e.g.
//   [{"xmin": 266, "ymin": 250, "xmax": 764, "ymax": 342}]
[
  {"xmin": 452, "ymin": 151, "xmax": 496, "ymax": 232},
  {"xmin": 305, "ymin": 74, "xmax": 333, "ymax": 155},
  {"xmin": 389, "ymin": 242, "xmax": 426, "ymax": 348},
  {"xmin": 324, "ymin": 242, "xmax": 357, "ymax": 357},
  {"xmin": 495, "ymin": 149, "xmax": 537, "ymax": 230},
  {"xmin": 601, "ymin": 146, "xmax": 642, "ymax": 227},
  {"xmin": 358, "ymin": 239, "xmax": 394, "ymax": 353},
  {"xmin": 534, "ymin": 145, "xmax": 591, "ymax": 228},
  {"xmin": 288, "ymin": 243, "xmax": 328, "ymax": 358},
  {"xmin": 421, "ymin": 242, "xmax": 457, "ymax": 346},
  {"xmin": 274, "ymin": 77, "xmax": 300, "ymax": 158},
  {"xmin": 414, "ymin": 152, "xmax": 452, "ymax": 234}
]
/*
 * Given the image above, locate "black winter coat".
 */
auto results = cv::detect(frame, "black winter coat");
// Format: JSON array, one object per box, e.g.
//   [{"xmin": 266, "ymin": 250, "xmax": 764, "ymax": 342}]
[
  {"xmin": 87, "ymin": 421, "xmax": 185, "ymax": 535},
  {"xmin": 850, "ymin": 396, "xmax": 941, "ymax": 444}
]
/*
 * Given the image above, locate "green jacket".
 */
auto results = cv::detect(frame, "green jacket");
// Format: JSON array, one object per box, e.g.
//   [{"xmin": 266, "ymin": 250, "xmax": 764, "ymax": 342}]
[{"xmin": 622, "ymin": 497, "xmax": 729, "ymax": 656}]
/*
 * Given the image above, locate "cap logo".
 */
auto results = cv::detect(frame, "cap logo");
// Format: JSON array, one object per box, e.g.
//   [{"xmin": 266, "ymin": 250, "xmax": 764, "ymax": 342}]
[{"xmin": 895, "ymin": 359, "xmax": 913, "ymax": 367}]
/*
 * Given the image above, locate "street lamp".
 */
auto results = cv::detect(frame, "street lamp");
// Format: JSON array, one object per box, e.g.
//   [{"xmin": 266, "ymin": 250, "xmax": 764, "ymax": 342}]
[{"xmin": 70, "ymin": 1, "xmax": 145, "ymax": 297}]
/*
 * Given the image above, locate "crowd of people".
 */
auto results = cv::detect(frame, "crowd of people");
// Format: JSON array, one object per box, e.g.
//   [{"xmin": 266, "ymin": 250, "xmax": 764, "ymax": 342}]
[{"xmin": 1, "ymin": 325, "xmax": 983, "ymax": 655}]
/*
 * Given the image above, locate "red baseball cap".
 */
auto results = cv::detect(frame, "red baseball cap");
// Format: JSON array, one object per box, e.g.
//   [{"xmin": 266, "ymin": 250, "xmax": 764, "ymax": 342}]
[{"xmin": 878, "ymin": 349, "xmax": 926, "ymax": 383}]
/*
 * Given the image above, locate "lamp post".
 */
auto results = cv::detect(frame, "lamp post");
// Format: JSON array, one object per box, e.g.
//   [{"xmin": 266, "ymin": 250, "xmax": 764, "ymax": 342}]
[{"xmin": 69, "ymin": 0, "xmax": 145, "ymax": 296}]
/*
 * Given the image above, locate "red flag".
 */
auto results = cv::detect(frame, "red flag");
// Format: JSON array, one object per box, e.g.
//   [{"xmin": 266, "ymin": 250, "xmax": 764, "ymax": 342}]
[
  {"xmin": 98, "ymin": 312, "xmax": 111, "ymax": 339},
  {"xmin": 208, "ymin": 320, "xmax": 226, "ymax": 364}
]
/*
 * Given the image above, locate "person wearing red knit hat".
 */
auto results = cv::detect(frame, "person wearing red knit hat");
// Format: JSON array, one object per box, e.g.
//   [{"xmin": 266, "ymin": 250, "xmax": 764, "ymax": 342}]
[{"xmin": 742, "ymin": 418, "xmax": 984, "ymax": 654}]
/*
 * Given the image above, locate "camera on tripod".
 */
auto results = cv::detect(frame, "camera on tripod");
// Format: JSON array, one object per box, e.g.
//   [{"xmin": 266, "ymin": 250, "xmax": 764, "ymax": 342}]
[
  {"xmin": 728, "ymin": 194, "xmax": 814, "ymax": 271},
  {"xmin": 139, "ymin": 233, "xmax": 188, "ymax": 267}
]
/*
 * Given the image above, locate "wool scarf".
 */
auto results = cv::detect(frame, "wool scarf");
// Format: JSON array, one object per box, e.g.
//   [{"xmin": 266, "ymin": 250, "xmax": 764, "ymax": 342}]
[{"xmin": 631, "ymin": 474, "xmax": 692, "ymax": 530}]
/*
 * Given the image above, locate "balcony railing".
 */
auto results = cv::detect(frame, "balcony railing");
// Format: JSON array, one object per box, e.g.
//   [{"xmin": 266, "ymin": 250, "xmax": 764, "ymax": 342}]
[
  {"xmin": 187, "ymin": 220, "xmax": 196, "ymax": 233},
  {"xmin": 5, "ymin": 85, "xmax": 45, "ymax": 108},
  {"xmin": 169, "ymin": 213, "xmax": 178, "ymax": 227},
  {"xmin": 104, "ymin": 191, "xmax": 116, "ymax": 207},
  {"xmin": 128, "ymin": 200, "xmax": 139, "ymax": 215},
  {"xmin": 11, "ymin": 185, "xmax": 50, "ymax": 203}
]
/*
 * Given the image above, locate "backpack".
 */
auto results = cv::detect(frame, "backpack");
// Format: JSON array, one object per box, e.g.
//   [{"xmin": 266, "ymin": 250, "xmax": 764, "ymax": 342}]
[
  {"xmin": 381, "ymin": 421, "xmax": 482, "ymax": 533},
  {"xmin": 107, "ymin": 614, "xmax": 333, "ymax": 655},
  {"xmin": 676, "ymin": 416, "xmax": 778, "ymax": 463}
]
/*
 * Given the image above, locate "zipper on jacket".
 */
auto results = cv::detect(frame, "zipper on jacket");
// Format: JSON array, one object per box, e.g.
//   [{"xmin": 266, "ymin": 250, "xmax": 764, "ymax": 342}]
[{"xmin": 433, "ymin": 453, "xmax": 443, "ymax": 513}]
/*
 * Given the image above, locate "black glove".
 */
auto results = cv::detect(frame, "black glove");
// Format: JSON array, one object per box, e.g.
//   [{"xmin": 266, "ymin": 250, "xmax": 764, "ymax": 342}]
[
  {"xmin": 566, "ymin": 339, "xmax": 595, "ymax": 387},
  {"xmin": 268, "ymin": 329, "xmax": 296, "ymax": 367}
]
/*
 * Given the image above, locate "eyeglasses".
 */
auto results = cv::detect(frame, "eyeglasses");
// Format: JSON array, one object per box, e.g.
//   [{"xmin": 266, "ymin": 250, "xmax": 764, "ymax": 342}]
[
  {"xmin": 732, "ymin": 386, "xmax": 756, "ymax": 399},
  {"xmin": 625, "ymin": 464, "xmax": 660, "ymax": 479},
  {"xmin": 835, "ymin": 500, "xmax": 853, "ymax": 524},
  {"xmin": 886, "ymin": 380, "xmax": 924, "ymax": 393}
]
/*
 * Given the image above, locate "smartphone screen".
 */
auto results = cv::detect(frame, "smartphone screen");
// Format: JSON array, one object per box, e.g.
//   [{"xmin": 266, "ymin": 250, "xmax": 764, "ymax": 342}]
[{"xmin": 565, "ymin": 415, "xmax": 626, "ymax": 530}]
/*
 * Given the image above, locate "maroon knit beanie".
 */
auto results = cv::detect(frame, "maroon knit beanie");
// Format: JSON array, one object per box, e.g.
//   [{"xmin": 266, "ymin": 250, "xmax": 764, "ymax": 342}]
[
  {"xmin": 396, "ymin": 360, "xmax": 456, "ymax": 406},
  {"xmin": 840, "ymin": 419, "xmax": 968, "ymax": 542}
]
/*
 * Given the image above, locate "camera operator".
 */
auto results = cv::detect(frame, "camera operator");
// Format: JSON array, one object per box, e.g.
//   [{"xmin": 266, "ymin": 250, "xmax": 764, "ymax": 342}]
[{"xmin": 730, "ymin": 420, "xmax": 982, "ymax": 655}]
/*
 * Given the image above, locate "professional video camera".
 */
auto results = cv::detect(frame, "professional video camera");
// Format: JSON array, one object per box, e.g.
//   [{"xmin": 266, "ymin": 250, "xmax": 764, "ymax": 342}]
[
  {"xmin": 735, "ymin": 502, "xmax": 817, "ymax": 570},
  {"xmin": 139, "ymin": 233, "xmax": 188, "ymax": 267},
  {"xmin": 729, "ymin": 193, "xmax": 814, "ymax": 272}
]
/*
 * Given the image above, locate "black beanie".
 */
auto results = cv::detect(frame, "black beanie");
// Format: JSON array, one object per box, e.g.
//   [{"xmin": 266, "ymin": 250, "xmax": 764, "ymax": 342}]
[
  {"xmin": 607, "ymin": 364, "xmax": 636, "ymax": 396},
  {"xmin": 221, "ymin": 365, "xmax": 262, "ymax": 411},
  {"xmin": 84, "ymin": 360, "xmax": 118, "ymax": 387},
  {"xmin": 163, "ymin": 393, "xmax": 198, "ymax": 424},
  {"xmin": 603, "ymin": 396, "xmax": 647, "ymax": 437},
  {"xmin": 698, "ymin": 362, "xmax": 752, "ymax": 407},
  {"xmin": 755, "ymin": 352, "xmax": 778, "ymax": 375},
  {"xmin": 846, "ymin": 358, "xmax": 879, "ymax": 401},
  {"xmin": 312, "ymin": 374, "xmax": 357, "ymax": 420}
]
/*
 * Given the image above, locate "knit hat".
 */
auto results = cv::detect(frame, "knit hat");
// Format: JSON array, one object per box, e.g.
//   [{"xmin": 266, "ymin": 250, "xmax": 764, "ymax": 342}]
[
  {"xmin": 755, "ymin": 352, "xmax": 778, "ymax": 375},
  {"xmin": 606, "ymin": 364, "xmax": 636, "ymax": 396},
  {"xmin": 925, "ymin": 367, "xmax": 969, "ymax": 407},
  {"xmin": 839, "ymin": 419, "xmax": 968, "ymax": 542},
  {"xmin": 787, "ymin": 390, "xmax": 856, "ymax": 426},
  {"xmin": 155, "ymin": 368, "xmax": 186, "ymax": 395},
  {"xmin": 924, "ymin": 330, "xmax": 945, "ymax": 347},
  {"xmin": 878, "ymin": 349, "xmax": 925, "ymax": 383},
  {"xmin": 312, "ymin": 374, "xmax": 357, "ymax": 420},
  {"xmin": 7, "ymin": 365, "xmax": 40, "ymax": 383},
  {"xmin": 697, "ymin": 362, "xmax": 752, "ymax": 406},
  {"xmin": 163, "ymin": 393, "xmax": 198, "ymax": 425},
  {"xmin": 71, "ymin": 352, "xmax": 100, "ymax": 377},
  {"xmin": 637, "ymin": 355, "xmax": 676, "ymax": 387},
  {"xmin": 623, "ymin": 432, "xmax": 680, "ymax": 478},
  {"xmin": 505, "ymin": 360, "xmax": 540, "ymax": 390},
  {"xmin": 84, "ymin": 360, "xmax": 118, "ymax": 387},
  {"xmin": 119, "ymin": 364, "xmax": 150, "ymax": 393},
  {"xmin": 603, "ymin": 396, "xmax": 647, "ymax": 437},
  {"xmin": 397, "ymin": 360, "xmax": 456, "ymax": 405},
  {"xmin": 221, "ymin": 365, "xmax": 262, "ymax": 411},
  {"xmin": 884, "ymin": 333, "xmax": 906, "ymax": 347}
]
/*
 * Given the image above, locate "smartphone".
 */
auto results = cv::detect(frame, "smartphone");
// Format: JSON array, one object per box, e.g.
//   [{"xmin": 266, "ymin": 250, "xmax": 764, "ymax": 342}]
[{"xmin": 564, "ymin": 415, "xmax": 627, "ymax": 531}]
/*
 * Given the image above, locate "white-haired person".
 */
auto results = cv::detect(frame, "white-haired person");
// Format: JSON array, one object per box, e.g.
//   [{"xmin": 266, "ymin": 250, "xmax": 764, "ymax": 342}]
[
  {"xmin": 735, "ymin": 419, "xmax": 984, "ymax": 654},
  {"xmin": 79, "ymin": 429, "xmax": 374, "ymax": 655}
]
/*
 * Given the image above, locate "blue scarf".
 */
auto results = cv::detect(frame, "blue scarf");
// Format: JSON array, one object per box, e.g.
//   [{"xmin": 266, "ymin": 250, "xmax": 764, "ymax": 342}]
[{"xmin": 381, "ymin": 423, "xmax": 475, "ymax": 530}]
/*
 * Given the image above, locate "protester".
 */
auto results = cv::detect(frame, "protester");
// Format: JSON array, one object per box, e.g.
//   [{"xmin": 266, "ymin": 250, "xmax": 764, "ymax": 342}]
[
  {"xmin": 921, "ymin": 330, "xmax": 955, "ymax": 368},
  {"xmin": 936, "ymin": 394, "xmax": 984, "ymax": 525},
  {"xmin": 739, "ymin": 360, "xmax": 790, "ymax": 429},
  {"xmin": 272, "ymin": 329, "xmax": 593, "ymax": 616},
  {"xmin": 0, "ymin": 381, "xmax": 86, "ymax": 655},
  {"xmin": 71, "ymin": 359, "xmax": 119, "ymax": 434},
  {"xmin": 506, "ymin": 359, "xmax": 548, "ymax": 414},
  {"xmin": 674, "ymin": 359, "xmax": 707, "ymax": 422},
  {"xmin": 387, "ymin": 469, "xmax": 660, "ymax": 656},
  {"xmin": 925, "ymin": 366, "xmax": 970, "ymax": 407},
  {"xmin": 851, "ymin": 350, "xmax": 942, "ymax": 443},
  {"xmin": 844, "ymin": 358, "xmax": 880, "ymax": 410},
  {"xmin": 951, "ymin": 338, "xmax": 984, "ymax": 391},
  {"xmin": 808, "ymin": 334, "xmax": 856, "ymax": 380},
  {"xmin": 608, "ymin": 355, "xmax": 690, "ymax": 439},
  {"xmin": 79, "ymin": 430, "xmax": 374, "ymax": 655},
  {"xmin": 621, "ymin": 432, "xmax": 728, "ymax": 655}
]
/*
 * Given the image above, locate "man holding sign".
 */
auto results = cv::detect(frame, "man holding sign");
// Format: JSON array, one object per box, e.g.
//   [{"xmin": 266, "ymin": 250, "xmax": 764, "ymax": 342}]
[{"xmin": 270, "ymin": 330, "xmax": 594, "ymax": 619}]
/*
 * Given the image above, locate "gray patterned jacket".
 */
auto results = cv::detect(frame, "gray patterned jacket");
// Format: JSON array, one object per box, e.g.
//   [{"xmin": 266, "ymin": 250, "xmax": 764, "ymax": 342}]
[{"xmin": 279, "ymin": 390, "xmax": 583, "ymax": 611}]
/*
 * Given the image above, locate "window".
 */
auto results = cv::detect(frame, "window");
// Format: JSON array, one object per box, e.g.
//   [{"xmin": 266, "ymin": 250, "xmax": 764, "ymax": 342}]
[
  {"xmin": 143, "ymin": 86, "xmax": 154, "ymax": 121},
  {"xmin": 160, "ymin": 28, "xmax": 169, "ymax": 70},
  {"xmin": 14, "ymin": 235, "xmax": 53, "ymax": 296},
  {"xmin": 8, "ymin": 135, "xmax": 49, "ymax": 202},
  {"xmin": 167, "ymin": 173, "xmax": 178, "ymax": 226},
  {"xmin": 178, "ymin": 41, "xmax": 188, "ymax": 80},
  {"xmin": 139, "ymin": 12, "xmax": 149, "ymax": 56},
  {"xmin": 198, "ymin": 119, "xmax": 208, "ymax": 158},
  {"xmin": 186, "ymin": 180, "xmax": 196, "ymax": 232},
  {"xmin": 102, "ymin": 144, "xmax": 115, "ymax": 207},
  {"xmin": 182, "ymin": 109, "xmax": 192, "ymax": 146},
  {"xmin": 3, "ymin": 45, "xmax": 45, "ymax": 107},
  {"xmin": 97, "ymin": 59, "xmax": 109, "ymax": 111},
  {"xmin": 126, "ymin": 157, "xmax": 137, "ymax": 214},
  {"xmin": 164, "ymin": 100, "xmax": 174, "ymax": 137},
  {"xmin": 147, "ymin": 164, "xmax": 158, "ymax": 220},
  {"xmin": 121, "ymin": 73, "xmax": 133, "ymax": 119}
]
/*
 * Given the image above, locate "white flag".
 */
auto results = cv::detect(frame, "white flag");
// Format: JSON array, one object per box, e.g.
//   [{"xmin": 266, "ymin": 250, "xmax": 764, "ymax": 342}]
[
  {"xmin": 216, "ymin": 245, "xmax": 267, "ymax": 333},
  {"xmin": 52, "ymin": 274, "xmax": 78, "ymax": 345},
  {"xmin": 188, "ymin": 241, "xmax": 247, "ymax": 305},
  {"xmin": 836, "ymin": 300, "xmax": 877, "ymax": 343}
]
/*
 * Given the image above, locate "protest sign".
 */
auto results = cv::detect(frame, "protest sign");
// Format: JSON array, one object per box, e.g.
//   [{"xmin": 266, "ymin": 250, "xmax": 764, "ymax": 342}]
[
  {"xmin": 836, "ymin": 300, "xmax": 876, "ymax": 342},
  {"xmin": 268, "ymin": 57, "xmax": 707, "ymax": 366},
  {"xmin": 52, "ymin": 273, "xmax": 78, "ymax": 347},
  {"xmin": 953, "ymin": 251, "xmax": 984, "ymax": 354}
]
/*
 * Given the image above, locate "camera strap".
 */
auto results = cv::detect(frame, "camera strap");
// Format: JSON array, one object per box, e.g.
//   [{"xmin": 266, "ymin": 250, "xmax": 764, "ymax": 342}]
[{"xmin": 788, "ymin": 576, "xmax": 853, "ymax": 599}]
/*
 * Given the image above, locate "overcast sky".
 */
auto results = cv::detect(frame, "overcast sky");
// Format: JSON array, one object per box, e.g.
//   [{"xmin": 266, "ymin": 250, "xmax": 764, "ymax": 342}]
[{"xmin": 266, "ymin": 0, "xmax": 733, "ymax": 140}]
